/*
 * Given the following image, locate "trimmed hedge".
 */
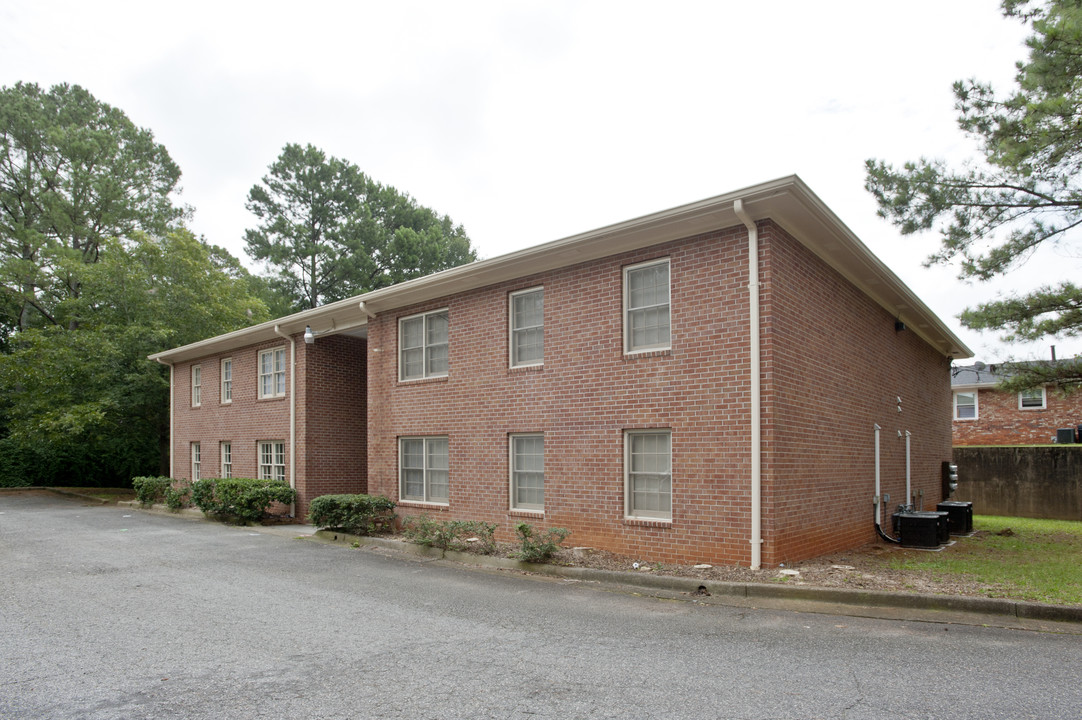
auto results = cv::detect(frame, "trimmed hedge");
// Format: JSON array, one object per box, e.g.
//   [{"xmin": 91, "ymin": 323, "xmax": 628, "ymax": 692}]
[
  {"xmin": 132, "ymin": 476, "xmax": 172, "ymax": 506},
  {"xmin": 307, "ymin": 494, "xmax": 396, "ymax": 534},
  {"xmin": 190, "ymin": 477, "xmax": 296, "ymax": 524}
]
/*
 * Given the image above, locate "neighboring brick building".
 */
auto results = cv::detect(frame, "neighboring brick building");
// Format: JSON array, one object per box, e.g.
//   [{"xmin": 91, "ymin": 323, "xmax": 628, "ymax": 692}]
[
  {"xmin": 952, "ymin": 362, "xmax": 1082, "ymax": 446},
  {"xmin": 150, "ymin": 176, "xmax": 971, "ymax": 567}
]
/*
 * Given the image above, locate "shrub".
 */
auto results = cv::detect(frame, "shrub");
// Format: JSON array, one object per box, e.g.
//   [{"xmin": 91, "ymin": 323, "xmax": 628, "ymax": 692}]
[
  {"xmin": 307, "ymin": 494, "xmax": 395, "ymax": 534},
  {"xmin": 401, "ymin": 515, "xmax": 499, "ymax": 554},
  {"xmin": 189, "ymin": 477, "xmax": 297, "ymax": 524},
  {"xmin": 132, "ymin": 476, "xmax": 172, "ymax": 506},
  {"xmin": 164, "ymin": 484, "xmax": 191, "ymax": 511},
  {"xmin": 514, "ymin": 522, "xmax": 570, "ymax": 563}
]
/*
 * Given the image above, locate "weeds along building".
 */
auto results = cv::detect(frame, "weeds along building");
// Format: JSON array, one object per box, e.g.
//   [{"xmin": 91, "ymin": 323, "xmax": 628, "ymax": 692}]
[{"xmin": 149, "ymin": 176, "xmax": 972, "ymax": 568}]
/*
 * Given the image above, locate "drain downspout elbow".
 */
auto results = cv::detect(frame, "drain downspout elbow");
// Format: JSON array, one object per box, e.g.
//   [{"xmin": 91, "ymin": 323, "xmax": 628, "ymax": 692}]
[{"xmin": 734, "ymin": 199, "xmax": 762, "ymax": 570}]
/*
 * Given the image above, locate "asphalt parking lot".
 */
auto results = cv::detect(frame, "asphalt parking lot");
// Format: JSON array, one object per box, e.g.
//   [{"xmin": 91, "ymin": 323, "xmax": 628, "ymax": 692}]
[{"xmin": 2, "ymin": 491, "xmax": 1081, "ymax": 720}]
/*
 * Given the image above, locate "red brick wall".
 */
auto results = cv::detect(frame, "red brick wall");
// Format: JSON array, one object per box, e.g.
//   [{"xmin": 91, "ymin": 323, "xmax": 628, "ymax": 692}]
[
  {"xmin": 171, "ymin": 332, "xmax": 368, "ymax": 520},
  {"xmin": 366, "ymin": 221, "xmax": 956, "ymax": 566},
  {"xmin": 953, "ymin": 388, "xmax": 1082, "ymax": 446},
  {"xmin": 763, "ymin": 224, "xmax": 953, "ymax": 565}
]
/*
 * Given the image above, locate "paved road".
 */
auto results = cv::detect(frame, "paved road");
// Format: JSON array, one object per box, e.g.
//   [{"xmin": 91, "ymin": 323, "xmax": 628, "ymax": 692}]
[{"xmin": 1, "ymin": 491, "xmax": 1079, "ymax": 720}]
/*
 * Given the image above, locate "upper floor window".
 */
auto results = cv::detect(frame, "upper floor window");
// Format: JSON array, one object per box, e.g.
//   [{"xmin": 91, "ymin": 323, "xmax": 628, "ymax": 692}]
[
  {"xmin": 624, "ymin": 259, "xmax": 671, "ymax": 354},
  {"xmin": 625, "ymin": 429, "xmax": 672, "ymax": 521},
  {"xmin": 510, "ymin": 434, "xmax": 544, "ymax": 511},
  {"xmin": 259, "ymin": 348, "xmax": 287, "ymax": 398},
  {"xmin": 221, "ymin": 358, "xmax": 233, "ymax": 404},
  {"xmin": 510, "ymin": 288, "xmax": 544, "ymax": 367},
  {"xmin": 399, "ymin": 309, "xmax": 449, "ymax": 381},
  {"xmin": 954, "ymin": 391, "xmax": 977, "ymax": 420},
  {"xmin": 1019, "ymin": 387, "xmax": 1046, "ymax": 410},
  {"xmin": 191, "ymin": 365, "xmax": 202, "ymax": 407}
]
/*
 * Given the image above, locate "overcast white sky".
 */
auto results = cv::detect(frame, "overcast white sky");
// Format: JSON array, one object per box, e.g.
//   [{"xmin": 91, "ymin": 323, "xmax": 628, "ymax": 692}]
[{"xmin": 3, "ymin": 0, "xmax": 1076, "ymax": 363}]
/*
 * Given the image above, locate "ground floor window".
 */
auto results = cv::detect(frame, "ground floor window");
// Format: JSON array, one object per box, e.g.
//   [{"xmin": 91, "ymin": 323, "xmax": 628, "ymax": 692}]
[
  {"xmin": 191, "ymin": 442, "xmax": 201, "ymax": 480},
  {"xmin": 510, "ymin": 433, "xmax": 544, "ymax": 511},
  {"xmin": 625, "ymin": 430, "xmax": 671, "ymax": 520},
  {"xmin": 399, "ymin": 436, "xmax": 449, "ymax": 504},
  {"xmin": 259, "ymin": 441, "xmax": 286, "ymax": 482},
  {"xmin": 220, "ymin": 442, "xmax": 232, "ymax": 478}
]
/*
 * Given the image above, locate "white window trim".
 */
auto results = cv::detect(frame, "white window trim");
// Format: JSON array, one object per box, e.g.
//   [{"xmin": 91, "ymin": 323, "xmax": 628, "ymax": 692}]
[
  {"xmin": 1018, "ymin": 386, "xmax": 1047, "ymax": 410},
  {"xmin": 191, "ymin": 442, "xmax": 201, "ymax": 481},
  {"xmin": 624, "ymin": 429, "xmax": 673, "ymax": 522},
  {"xmin": 509, "ymin": 287, "xmax": 544, "ymax": 369},
  {"xmin": 220, "ymin": 441, "xmax": 232, "ymax": 479},
  {"xmin": 191, "ymin": 365, "xmax": 202, "ymax": 407},
  {"xmin": 623, "ymin": 257, "xmax": 672, "ymax": 355},
  {"xmin": 258, "ymin": 440, "xmax": 286, "ymax": 482},
  {"xmin": 953, "ymin": 390, "xmax": 979, "ymax": 420},
  {"xmin": 398, "ymin": 436, "xmax": 450, "ymax": 505},
  {"xmin": 258, "ymin": 348, "xmax": 287, "ymax": 399},
  {"xmin": 220, "ymin": 357, "xmax": 233, "ymax": 404},
  {"xmin": 509, "ymin": 433, "xmax": 545, "ymax": 512},
  {"xmin": 398, "ymin": 308, "xmax": 450, "ymax": 382}
]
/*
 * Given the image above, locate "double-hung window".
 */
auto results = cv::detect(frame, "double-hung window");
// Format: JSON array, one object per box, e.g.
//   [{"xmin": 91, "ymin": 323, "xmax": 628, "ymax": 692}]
[
  {"xmin": 399, "ymin": 309, "xmax": 449, "ymax": 381},
  {"xmin": 191, "ymin": 365, "xmax": 202, "ymax": 407},
  {"xmin": 510, "ymin": 434, "xmax": 544, "ymax": 511},
  {"xmin": 953, "ymin": 391, "xmax": 977, "ymax": 420},
  {"xmin": 259, "ymin": 441, "xmax": 286, "ymax": 482},
  {"xmin": 510, "ymin": 288, "xmax": 544, "ymax": 367},
  {"xmin": 624, "ymin": 259, "xmax": 671, "ymax": 353},
  {"xmin": 191, "ymin": 442, "xmax": 201, "ymax": 480},
  {"xmin": 220, "ymin": 358, "xmax": 233, "ymax": 403},
  {"xmin": 1019, "ymin": 387, "xmax": 1046, "ymax": 410},
  {"xmin": 625, "ymin": 430, "xmax": 672, "ymax": 521},
  {"xmin": 259, "ymin": 348, "xmax": 286, "ymax": 398},
  {"xmin": 220, "ymin": 442, "xmax": 232, "ymax": 478},
  {"xmin": 399, "ymin": 437, "xmax": 449, "ymax": 504}
]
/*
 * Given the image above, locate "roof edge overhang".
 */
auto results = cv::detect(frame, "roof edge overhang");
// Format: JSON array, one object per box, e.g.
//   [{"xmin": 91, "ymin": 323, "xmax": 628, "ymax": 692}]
[{"xmin": 149, "ymin": 175, "xmax": 972, "ymax": 364}]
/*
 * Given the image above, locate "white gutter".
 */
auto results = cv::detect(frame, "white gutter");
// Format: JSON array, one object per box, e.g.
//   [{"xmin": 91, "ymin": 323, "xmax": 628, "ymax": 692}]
[
  {"xmin": 273, "ymin": 324, "xmax": 297, "ymax": 517},
  {"xmin": 734, "ymin": 199, "xmax": 762, "ymax": 570},
  {"xmin": 874, "ymin": 424, "xmax": 882, "ymax": 526},
  {"xmin": 905, "ymin": 430, "xmax": 912, "ymax": 507},
  {"xmin": 155, "ymin": 358, "xmax": 174, "ymax": 478}
]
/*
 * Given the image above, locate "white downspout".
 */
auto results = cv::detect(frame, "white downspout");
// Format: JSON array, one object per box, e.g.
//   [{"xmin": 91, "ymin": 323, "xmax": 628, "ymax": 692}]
[
  {"xmin": 155, "ymin": 358, "xmax": 174, "ymax": 478},
  {"xmin": 273, "ymin": 324, "xmax": 297, "ymax": 518},
  {"xmin": 734, "ymin": 199, "xmax": 762, "ymax": 570},
  {"xmin": 905, "ymin": 430, "xmax": 912, "ymax": 508},
  {"xmin": 874, "ymin": 424, "xmax": 882, "ymax": 527}
]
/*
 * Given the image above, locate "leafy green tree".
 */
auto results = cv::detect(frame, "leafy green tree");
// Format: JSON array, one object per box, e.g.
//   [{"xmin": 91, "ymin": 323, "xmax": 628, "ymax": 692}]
[
  {"xmin": 865, "ymin": 0, "xmax": 1082, "ymax": 389},
  {"xmin": 0, "ymin": 82, "xmax": 184, "ymax": 332},
  {"xmin": 245, "ymin": 143, "xmax": 477, "ymax": 310},
  {"xmin": 0, "ymin": 231, "xmax": 268, "ymax": 486}
]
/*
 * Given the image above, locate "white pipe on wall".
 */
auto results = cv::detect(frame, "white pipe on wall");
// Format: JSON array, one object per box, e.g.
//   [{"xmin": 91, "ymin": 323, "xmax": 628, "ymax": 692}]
[
  {"xmin": 273, "ymin": 324, "xmax": 297, "ymax": 518},
  {"xmin": 734, "ymin": 199, "xmax": 762, "ymax": 570},
  {"xmin": 905, "ymin": 430, "xmax": 912, "ymax": 508},
  {"xmin": 874, "ymin": 424, "xmax": 882, "ymax": 526}
]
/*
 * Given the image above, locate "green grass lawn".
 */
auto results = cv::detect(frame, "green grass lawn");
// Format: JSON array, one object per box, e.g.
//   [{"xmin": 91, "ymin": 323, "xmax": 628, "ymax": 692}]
[
  {"xmin": 887, "ymin": 515, "xmax": 1082, "ymax": 605},
  {"xmin": 53, "ymin": 487, "xmax": 137, "ymax": 503}
]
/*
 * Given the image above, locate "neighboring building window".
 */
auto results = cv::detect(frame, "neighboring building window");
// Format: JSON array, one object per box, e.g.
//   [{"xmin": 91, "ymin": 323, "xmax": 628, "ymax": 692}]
[
  {"xmin": 399, "ymin": 309, "xmax": 449, "ymax": 381},
  {"xmin": 625, "ymin": 430, "xmax": 672, "ymax": 520},
  {"xmin": 220, "ymin": 442, "xmax": 232, "ymax": 478},
  {"xmin": 191, "ymin": 442, "xmax": 201, "ymax": 480},
  {"xmin": 510, "ymin": 288, "xmax": 544, "ymax": 367},
  {"xmin": 510, "ymin": 434, "xmax": 544, "ymax": 511},
  {"xmin": 399, "ymin": 436, "xmax": 449, "ymax": 503},
  {"xmin": 259, "ymin": 348, "xmax": 287, "ymax": 398},
  {"xmin": 1019, "ymin": 387, "xmax": 1046, "ymax": 410},
  {"xmin": 954, "ymin": 391, "xmax": 978, "ymax": 420},
  {"xmin": 259, "ymin": 441, "xmax": 286, "ymax": 482},
  {"xmin": 220, "ymin": 358, "xmax": 233, "ymax": 403},
  {"xmin": 191, "ymin": 365, "xmax": 202, "ymax": 407},
  {"xmin": 624, "ymin": 259, "xmax": 671, "ymax": 353}
]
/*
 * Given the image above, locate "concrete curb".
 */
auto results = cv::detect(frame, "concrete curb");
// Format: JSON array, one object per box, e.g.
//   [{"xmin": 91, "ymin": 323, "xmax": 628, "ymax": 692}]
[{"xmin": 312, "ymin": 529, "xmax": 1082, "ymax": 628}]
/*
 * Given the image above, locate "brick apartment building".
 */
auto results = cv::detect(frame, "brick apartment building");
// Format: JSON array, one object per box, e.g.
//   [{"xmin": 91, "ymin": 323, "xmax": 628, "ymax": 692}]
[
  {"xmin": 952, "ymin": 362, "xmax": 1082, "ymax": 446},
  {"xmin": 150, "ymin": 176, "xmax": 971, "ymax": 568}
]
